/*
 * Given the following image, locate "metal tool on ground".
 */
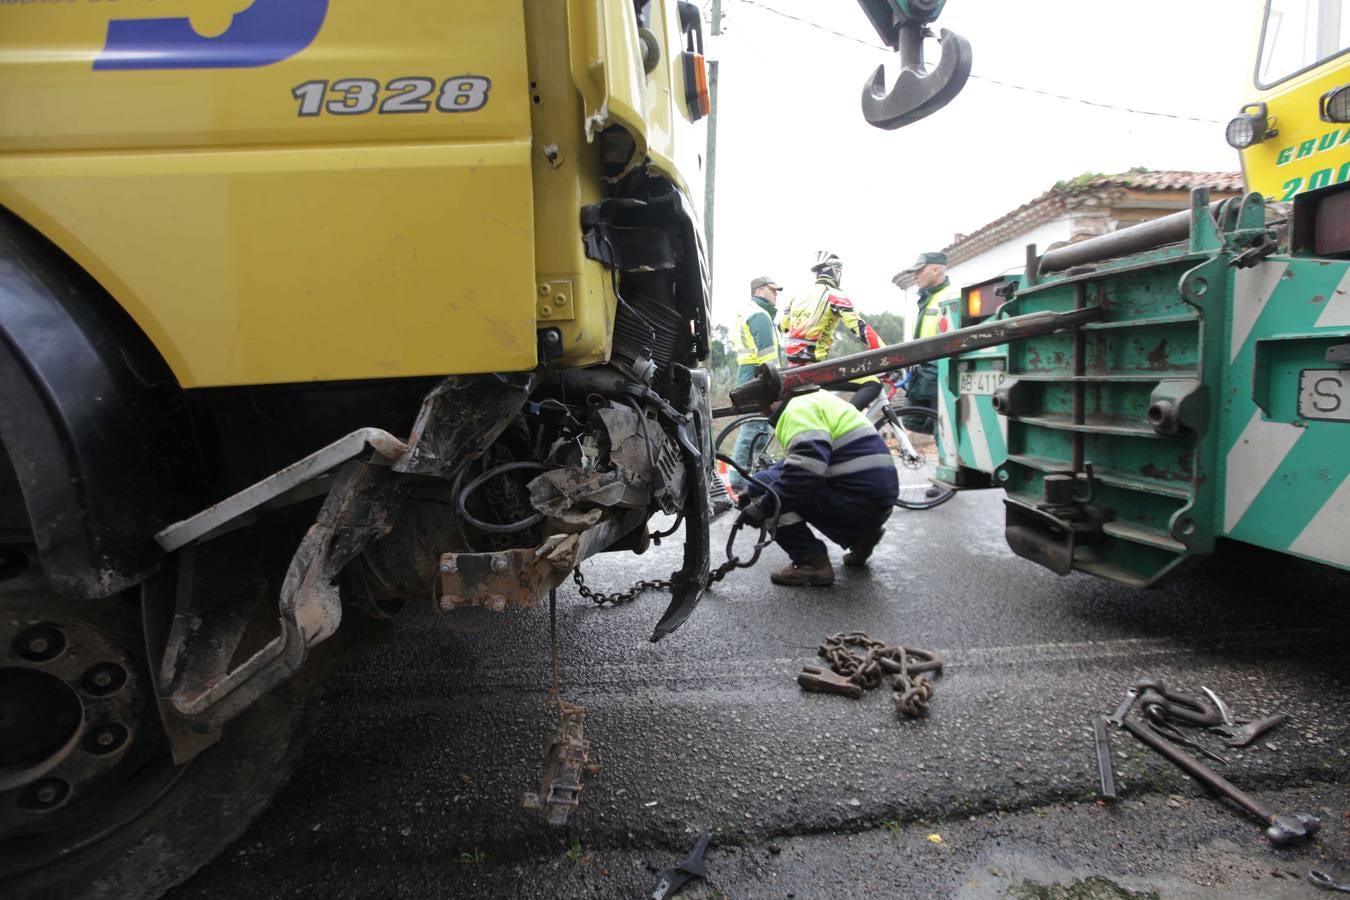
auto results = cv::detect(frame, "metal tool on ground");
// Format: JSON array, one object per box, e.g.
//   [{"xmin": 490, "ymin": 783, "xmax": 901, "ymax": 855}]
[
  {"xmin": 1118, "ymin": 716, "xmax": 1320, "ymax": 847},
  {"xmin": 804, "ymin": 632, "xmax": 943, "ymax": 718},
  {"xmin": 797, "ymin": 665, "xmax": 865, "ymax": 699},
  {"xmin": 1197, "ymin": 685, "xmax": 1287, "ymax": 748},
  {"xmin": 1212, "ymin": 713, "xmax": 1288, "ymax": 749},
  {"xmin": 1106, "ymin": 687, "xmax": 1139, "ymax": 727},
  {"xmin": 1093, "ymin": 717, "xmax": 1117, "ymax": 800},
  {"xmin": 1202, "ymin": 686, "xmax": 1235, "ymax": 727},
  {"xmin": 1309, "ymin": 870, "xmax": 1350, "ymax": 893},
  {"xmin": 1147, "ymin": 719, "xmax": 1228, "ymax": 766},
  {"xmin": 650, "ymin": 830, "xmax": 713, "ymax": 900},
  {"xmin": 1136, "ymin": 679, "xmax": 1225, "ymax": 728}
]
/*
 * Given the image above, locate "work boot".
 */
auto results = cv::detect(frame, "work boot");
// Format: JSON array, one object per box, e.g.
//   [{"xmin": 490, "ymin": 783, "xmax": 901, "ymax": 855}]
[
  {"xmin": 770, "ymin": 555, "xmax": 835, "ymax": 587},
  {"xmin": 842, "ymin": 527, "xmax": 885, "ymax": 568}
]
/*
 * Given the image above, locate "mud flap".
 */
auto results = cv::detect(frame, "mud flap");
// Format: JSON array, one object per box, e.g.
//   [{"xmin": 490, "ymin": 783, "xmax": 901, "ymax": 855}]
[{"xmin": 649, "ymin": 368, "xmax": 712, "ymax": 642}]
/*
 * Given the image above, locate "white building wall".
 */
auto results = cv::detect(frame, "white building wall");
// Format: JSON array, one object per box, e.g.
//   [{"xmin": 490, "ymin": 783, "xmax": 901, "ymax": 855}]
[{"xmin": 946, "ymin": 217, "xmax": 1074, "ymax": 290}]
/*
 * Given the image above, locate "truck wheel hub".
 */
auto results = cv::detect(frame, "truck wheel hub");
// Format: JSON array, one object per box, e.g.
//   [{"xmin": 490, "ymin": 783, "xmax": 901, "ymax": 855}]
[{"xmin": 0, "ymin": 616, "xmax": 145, "ymax": 815}]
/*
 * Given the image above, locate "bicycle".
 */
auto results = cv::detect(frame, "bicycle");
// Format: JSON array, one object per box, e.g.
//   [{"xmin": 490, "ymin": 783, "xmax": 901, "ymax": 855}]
[{"xmin": 714, "ymin": 372, "xmax": 955, "ymax": 511}]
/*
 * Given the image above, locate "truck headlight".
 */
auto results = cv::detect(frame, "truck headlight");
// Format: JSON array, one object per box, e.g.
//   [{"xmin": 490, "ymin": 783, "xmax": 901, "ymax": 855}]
[
  {"xmin": 1320, "ymin": 85, "xmax": 1350, "ymax": 123},
  {"xmin": 1225, "ymin": 102, "xmax": 1271, "ymax": 150}
]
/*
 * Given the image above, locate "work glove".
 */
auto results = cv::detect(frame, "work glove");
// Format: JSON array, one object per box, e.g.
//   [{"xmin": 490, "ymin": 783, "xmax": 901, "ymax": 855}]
[{"xmin": 736, "ymin": 496, "xmax": 771, "ymax": 528}]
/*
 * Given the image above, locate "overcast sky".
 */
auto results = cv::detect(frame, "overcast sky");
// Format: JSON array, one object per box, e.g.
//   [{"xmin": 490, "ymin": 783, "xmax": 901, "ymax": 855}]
[{"xmin": 705, "ymin": 0, "xmax": 1257, "ymax": 324}]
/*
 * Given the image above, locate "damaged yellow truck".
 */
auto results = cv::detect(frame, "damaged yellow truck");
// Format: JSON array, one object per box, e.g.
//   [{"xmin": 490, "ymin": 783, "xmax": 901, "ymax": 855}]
[{"xmin": 0, "ymin": 1, "xmax": 721, "ymax": 893}]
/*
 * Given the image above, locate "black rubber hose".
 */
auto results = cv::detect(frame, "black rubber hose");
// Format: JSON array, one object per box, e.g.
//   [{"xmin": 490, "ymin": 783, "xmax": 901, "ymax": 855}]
[{"xmin": 455, "ymin": 461, "xmax": 549, "ymax": 534}]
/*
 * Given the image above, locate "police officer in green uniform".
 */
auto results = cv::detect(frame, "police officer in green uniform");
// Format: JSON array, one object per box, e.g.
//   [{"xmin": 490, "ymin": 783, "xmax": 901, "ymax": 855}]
[
  {"xmin": 728, "ymin": 275, "xmax": 782, "ymax": 493},
  {"xmin": 898, "ymin": 250, "xmax": 957, "ymax": 432}
]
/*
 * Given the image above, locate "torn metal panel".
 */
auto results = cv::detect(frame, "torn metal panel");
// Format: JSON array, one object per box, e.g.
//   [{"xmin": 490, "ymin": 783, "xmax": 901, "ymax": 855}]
[
  {"xmin": 155, "ymin": 429, "xmax": 406, "ymax": 552},
  {"xmin": 649, "ymin": 365, "xmax": 711, "ymax": 641},
  {"xmin": 529, "ymin": 468, "xmax": 646, "ymax": 533},
  {"xmin": 155, "ymin": 462, "xmax": 400, "ymax": 727},
  {"xmin": 394, "ymin": 373, "xmax": 535, "ymax": 478}
]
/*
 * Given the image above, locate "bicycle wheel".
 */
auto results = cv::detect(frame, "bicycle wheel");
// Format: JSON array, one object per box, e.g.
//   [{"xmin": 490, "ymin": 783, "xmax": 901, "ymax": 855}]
[
  {"xmin": 714, "ymin": 414, "xmax": 783, "ymax": 483},
  {"xmin": 876, "ymin": 405, "xmax": 956, "ymax": 510}
]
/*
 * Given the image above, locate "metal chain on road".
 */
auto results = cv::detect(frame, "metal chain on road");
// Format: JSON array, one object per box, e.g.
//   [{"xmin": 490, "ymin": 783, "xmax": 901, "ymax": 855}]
[
  {"xmin": 571, "ymin": 515, "xmax": 772, "ymax": 606},
  {"xmin": 818, "ymin": 631, "xmax": 944, "ymax": 718},
  {"xmin": 571, "ymin": 568, "xmax": 673, "ymax": 607}
]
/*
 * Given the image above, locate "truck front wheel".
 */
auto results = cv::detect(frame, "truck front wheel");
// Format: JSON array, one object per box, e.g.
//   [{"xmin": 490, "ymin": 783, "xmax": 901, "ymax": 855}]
[{"xmin": 0, "ymin": 518, "xmax": 313, "ymax": 898}]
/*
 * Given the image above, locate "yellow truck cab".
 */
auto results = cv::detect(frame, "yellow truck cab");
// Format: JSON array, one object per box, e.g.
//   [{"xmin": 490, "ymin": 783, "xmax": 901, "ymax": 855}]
[
  {"xmin": 1229, "ymin": 0, "xmax": 1350, "ymax": 199},
  {"xmin": 0, "ymin": 2, "xmax": 713, "ymax": 892}
]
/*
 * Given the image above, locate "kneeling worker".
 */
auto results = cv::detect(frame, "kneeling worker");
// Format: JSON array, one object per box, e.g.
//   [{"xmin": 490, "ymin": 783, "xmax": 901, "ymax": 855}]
[{"xmin": 736, "ymin": 387, "xmax": 898, "ymax": 586}]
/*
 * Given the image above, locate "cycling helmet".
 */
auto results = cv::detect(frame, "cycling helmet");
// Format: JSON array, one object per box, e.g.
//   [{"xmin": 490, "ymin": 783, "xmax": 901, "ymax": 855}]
[{"xmin": 810, "ymin": 251, "xmax": 843, "ymax": 285}]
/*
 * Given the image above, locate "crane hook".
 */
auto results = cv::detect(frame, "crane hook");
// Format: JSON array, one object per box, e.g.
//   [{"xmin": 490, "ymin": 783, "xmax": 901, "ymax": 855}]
[{"xmin": 861, "ymin": 25, "xmax": 972, "ymax": 130}]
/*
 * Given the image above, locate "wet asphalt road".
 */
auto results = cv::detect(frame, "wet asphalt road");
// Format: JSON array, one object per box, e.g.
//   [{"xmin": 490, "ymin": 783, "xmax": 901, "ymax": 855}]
[{"xmin": 173, "ymin": 490, "xmax": 1350, "ymax": 898}]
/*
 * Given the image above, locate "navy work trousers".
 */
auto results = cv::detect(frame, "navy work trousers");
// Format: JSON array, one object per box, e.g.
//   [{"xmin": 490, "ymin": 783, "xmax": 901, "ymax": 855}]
[{"xmin": 748, "ymin": 467, "xmax": 894, "ymax": 562}]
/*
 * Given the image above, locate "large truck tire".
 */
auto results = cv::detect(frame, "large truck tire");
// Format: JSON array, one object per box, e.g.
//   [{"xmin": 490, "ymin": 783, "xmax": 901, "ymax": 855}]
[{"xmin": 0, "ymin": 459, "xmax": 315, "ymax": 899}]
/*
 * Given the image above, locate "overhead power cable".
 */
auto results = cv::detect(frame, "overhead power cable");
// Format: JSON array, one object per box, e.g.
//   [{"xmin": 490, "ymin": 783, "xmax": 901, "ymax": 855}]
[{"xmin": 734, "ymin": 0, "xmax": 1224, "ymax": 125}]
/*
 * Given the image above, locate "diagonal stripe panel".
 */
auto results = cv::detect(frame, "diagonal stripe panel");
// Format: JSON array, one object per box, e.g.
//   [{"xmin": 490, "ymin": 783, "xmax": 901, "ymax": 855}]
[
  {"xmin": 960, "ymin": 396, "xmax": 994, "ymax": 472},
  {"xmin": 1231, "ymin": 262, "xmax": 1288, "ymax": 363},
  {"xmin": 1314, "ymin": 267, "xmax": 1350, "ymax": 328},
  {"xmin": 1223, "ymin": 410, "xmax": 1303, "ymax": 532},
  {"xmin": 1290, "ymin": 474, "xmax": 1350, "ymax": 567}
]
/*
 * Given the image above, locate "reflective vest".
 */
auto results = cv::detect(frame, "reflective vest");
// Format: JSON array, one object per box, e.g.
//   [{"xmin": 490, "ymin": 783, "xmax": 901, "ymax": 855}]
[
  {"xmin": 735, "ymin": 296, "xmax": 779, "ymax": 366},
  {"xmin": 780, "ymin": 283, "xmax": 880, "ymax": 366},
  {"xmin": 766, "ymin": 390, "xmax": 898, "ymax": 507},
  {"xmin": 915, "ymin": 281, "xmax": 958, "ymax": 340}
]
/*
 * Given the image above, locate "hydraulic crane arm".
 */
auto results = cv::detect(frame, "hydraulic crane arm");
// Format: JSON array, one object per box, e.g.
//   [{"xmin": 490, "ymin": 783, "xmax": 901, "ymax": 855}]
[{"xmin": 719, "ymin": 307, "xmax": 1104, "ymax": 415}]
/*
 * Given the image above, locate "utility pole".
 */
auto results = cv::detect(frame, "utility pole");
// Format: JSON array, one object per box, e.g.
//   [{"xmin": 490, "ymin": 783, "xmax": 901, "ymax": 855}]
[{"xmin": 703, "ymin": 0, "xmax": 721, "ymax": 285}]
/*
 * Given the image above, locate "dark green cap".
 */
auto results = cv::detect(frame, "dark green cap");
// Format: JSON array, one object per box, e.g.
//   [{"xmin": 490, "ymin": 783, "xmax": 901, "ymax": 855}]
[{"xmin": 900, "ymin": 251, "xmax": 948, "ymax": 274}]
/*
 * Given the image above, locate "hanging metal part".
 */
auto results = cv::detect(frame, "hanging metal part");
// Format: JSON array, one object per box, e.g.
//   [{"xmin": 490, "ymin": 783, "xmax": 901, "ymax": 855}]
[
  {"xmin": 438, "ymin": 509, "xmax": 645, "ymax": 613},
  {"xmin": 153, "ymin": 460, "xmax": 400, "ymax": 731},
  {"xmin": 861, "ymin": 26, "xmax": 972, "ymax": 130},
  {"xmin": 648, "ymin": 368, "xmax": 712, "ymax": 642},
  {"xmin": 523, "ymin": 589, "xmax": 597, "ymax": 827}
]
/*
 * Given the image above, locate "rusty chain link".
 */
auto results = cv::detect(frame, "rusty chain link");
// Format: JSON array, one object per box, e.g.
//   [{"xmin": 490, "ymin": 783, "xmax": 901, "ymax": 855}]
[
  {"xmin": 817, "ymin": 631, "xmax": 944, "ymax": 718},
  {"xmin": 571, "ymin": 515, "xmax": 772, "ymax": 606},
  {"xmin": 570, "ymin": 568, "xmax": 673, "ymax": 607}
]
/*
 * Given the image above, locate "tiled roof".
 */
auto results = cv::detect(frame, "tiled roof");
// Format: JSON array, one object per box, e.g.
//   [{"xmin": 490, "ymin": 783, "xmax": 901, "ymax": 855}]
[{"xmin": 892, "ymin": 169, "xmax": 1243, "ymax": 288}]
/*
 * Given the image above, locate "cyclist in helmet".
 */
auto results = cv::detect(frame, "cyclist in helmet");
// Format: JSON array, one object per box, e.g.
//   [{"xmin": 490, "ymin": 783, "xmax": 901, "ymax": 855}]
[
  {"xmin": 779, "ymin": 251, "xmax": 884, "ymax": 368},
  {"xmin": 780, "ymin": 251, "xmax": 885, "ymax": 411}
]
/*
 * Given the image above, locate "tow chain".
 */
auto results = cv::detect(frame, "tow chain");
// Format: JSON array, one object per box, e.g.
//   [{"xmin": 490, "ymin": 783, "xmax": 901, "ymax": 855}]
[
  {"xmin": 571, "ymin": 516, "xmax": 773, "ymax": 607},
  {"xmin": 817, "ymin": 631, "xmax": 944, "ymax": 718}
]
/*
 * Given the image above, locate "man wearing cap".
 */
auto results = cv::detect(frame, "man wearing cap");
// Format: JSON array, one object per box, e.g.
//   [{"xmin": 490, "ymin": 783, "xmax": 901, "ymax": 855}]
[
  {"xmin": 728, "ymin": 275, "xmax": 784, "ymax": 493},
  {"xmin": 897, "ymin": 250, "xmax": 957, "ymax": 431}
]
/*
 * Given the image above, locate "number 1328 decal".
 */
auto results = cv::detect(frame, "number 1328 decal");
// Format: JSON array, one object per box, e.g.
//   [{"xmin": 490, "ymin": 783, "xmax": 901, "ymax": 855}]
[{"xmin": 292, "ymin": 77, "xmax": 491, "ymax": 117}]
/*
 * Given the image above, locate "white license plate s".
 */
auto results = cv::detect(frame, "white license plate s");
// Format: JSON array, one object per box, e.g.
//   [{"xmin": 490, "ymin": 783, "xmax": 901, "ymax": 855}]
[{"xmin": 1298, "ymin": 369, "xmax": 1350, "ymax": 422}]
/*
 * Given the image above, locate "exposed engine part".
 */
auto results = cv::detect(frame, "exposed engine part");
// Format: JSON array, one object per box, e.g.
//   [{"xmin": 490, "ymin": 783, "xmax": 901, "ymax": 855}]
[{"xmin": 612, "ymin": 287, "xmax": 686, "ymax": 382}]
